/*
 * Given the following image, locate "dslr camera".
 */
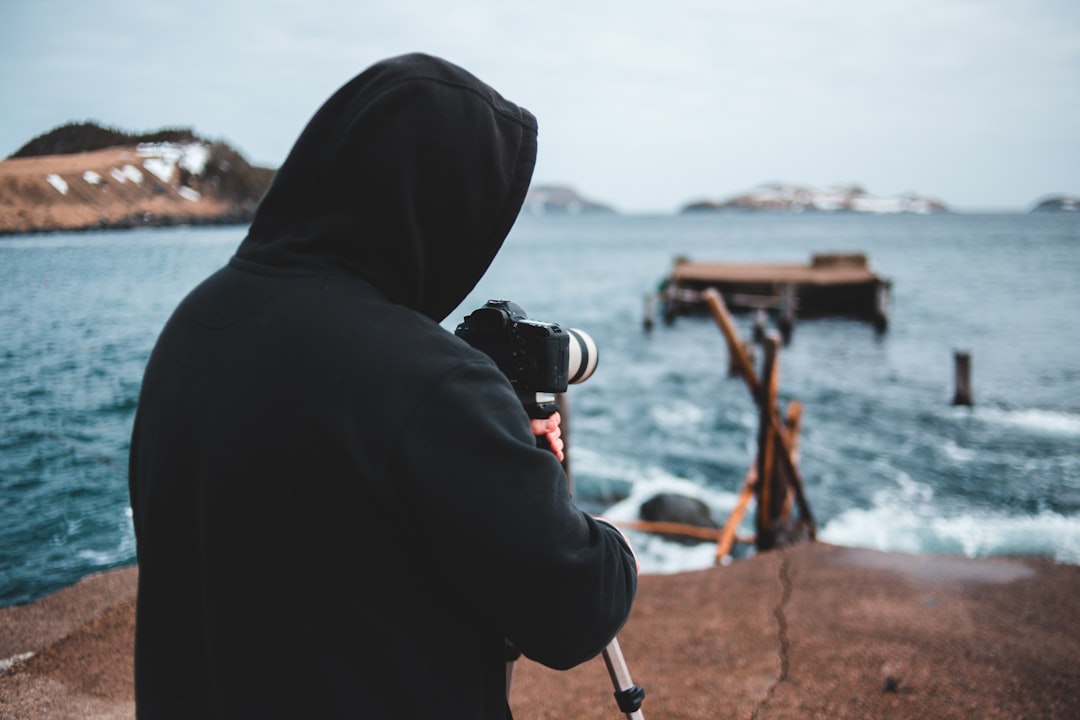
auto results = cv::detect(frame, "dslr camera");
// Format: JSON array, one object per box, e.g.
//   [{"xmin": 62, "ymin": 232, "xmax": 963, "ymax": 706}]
[{"xmin": 455, "ymin": 300, "xmax": 598, "ymax": 418}]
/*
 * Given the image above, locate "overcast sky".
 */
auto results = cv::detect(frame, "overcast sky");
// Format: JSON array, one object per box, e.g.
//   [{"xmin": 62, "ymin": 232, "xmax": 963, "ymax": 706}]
[{"xmin": 2, "ymin": 0, "xmax": 1078, "ymax": 212}]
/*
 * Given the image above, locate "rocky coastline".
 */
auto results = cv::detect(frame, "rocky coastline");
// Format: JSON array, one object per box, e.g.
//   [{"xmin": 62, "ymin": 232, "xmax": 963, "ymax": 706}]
[{"xmin": 0, "ymin": 124, "xmax": 274, "ymax": 236}]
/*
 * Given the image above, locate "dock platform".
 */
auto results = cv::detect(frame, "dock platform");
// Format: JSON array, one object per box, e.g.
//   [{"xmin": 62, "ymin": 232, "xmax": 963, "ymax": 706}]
[{"xmin": 654, "ymin": 252, "xmax": 891, "ymax": 331}]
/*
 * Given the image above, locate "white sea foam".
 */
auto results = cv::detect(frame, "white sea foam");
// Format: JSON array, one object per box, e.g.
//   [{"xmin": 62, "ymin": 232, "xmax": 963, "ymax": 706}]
[
  {"xmin": 630, "ymin": 532, "xmax": 726, "ymax": 574},
  {"xmin": 975, "ymin": 406, "xmax": 1080, "ymax": 436},
  {"xmin": 941, "ymin": 439, "xmax": 977, "ymax": 462},
  {"xmin": 821, "ymin": 505, "xmax": 1080, "ymax": 564},
  {"xmin": 77, "ymin": 547, "xmax": 127, "ymax": 564},
  {"xmin": 817, "ymin": 465, "xmax": 1080, "ymax": 563},
  {"xmin": 588, "ymin": 445, "xmax": 1080, "ymax": 573},
  {"xmin": 76, "ymin": 507, "xmax": 136, "ymax": 567},
  {"xmin": 649, "ymin": 399, "xmax": 707, "ymax": 431}
]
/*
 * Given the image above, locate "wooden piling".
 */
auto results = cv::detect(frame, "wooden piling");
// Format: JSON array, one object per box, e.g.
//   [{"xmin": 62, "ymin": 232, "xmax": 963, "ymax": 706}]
[
  {"xmin": 728, "ymin": 341, "xmax": 756, "ymax": 380},
  {"xmin": 773, "ymin": 400, "xmax": 809, "ymax": 544},
  {"xmin": 715, "ymin": 467, "xmax": 755, "ymax": 563},
  {"xmin": 778, "ymin": 284, "xmax": 796, "ymax": 343},
  {"xmin": 703, "ymin": 288, "xmax": 816, "ymax": 546},
  {"xmin": 784, "ymin": 401, "xmax": 804, "ymax": 463},
  {"xmin": 953, "ymin": 351, "xmax": 973, "ymax": 406},
  {"xmin": 703, "ymin": 288, "xmax": 761, "ymax": 394},
  {"xmin": 755, "ymin": 335, "xmax": 783, "ymax": 550},
  {"xmin": 874, "ymin": 282, "xmax": 891, "ymax": 332},
  {"xmin": 752, "ymin": 308, "xmax": 767, "ymax": 343},
  {"xmin": 662, "ymin": 285, "xmax": 675, "ymax": 325}
]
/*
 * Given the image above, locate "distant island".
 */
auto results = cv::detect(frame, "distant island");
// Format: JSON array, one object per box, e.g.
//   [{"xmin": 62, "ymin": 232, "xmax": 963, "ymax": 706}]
[
  {"xmin": 1031, "ymin": 194, "xmax": 1080, "ymax": 213},
  {"xmin": 2, "ymin": 123, "xmax": 1076, "ymax": 235},
  {"xmin": 682, "ymin": 183, "xmax": 949, "ymax": 215},
  {"xmin": 0, "ymin": 122, "xmax": 274, "ymax": 235},
  {"xmin": 521, "ymin": 184, "xmax": 614, "ymax": 215}
]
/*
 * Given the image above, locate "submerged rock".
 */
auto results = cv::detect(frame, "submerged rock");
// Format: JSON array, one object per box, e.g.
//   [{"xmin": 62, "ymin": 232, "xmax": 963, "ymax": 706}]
[{"xmin": 639, "ymin": 493, "xmax": 718, "ymax": 545}]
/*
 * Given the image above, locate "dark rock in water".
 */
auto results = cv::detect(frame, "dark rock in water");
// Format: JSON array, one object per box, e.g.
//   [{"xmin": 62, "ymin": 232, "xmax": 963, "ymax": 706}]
[{"xmin": 640, "ymin": 493, "xmax": 718, "ymax": 545}]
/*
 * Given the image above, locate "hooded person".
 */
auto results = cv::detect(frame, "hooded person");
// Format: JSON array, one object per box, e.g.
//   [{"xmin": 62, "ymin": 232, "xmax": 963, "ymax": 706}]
[{"xmin": 128, "ymin": 53, "xmax": 638, "ymax": 719}]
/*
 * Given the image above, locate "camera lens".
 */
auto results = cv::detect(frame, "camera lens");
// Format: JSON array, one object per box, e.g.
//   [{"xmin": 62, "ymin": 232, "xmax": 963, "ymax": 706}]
[{"xmin": 566, "ymin": 328, "xmax": 598, "ymax": 384}]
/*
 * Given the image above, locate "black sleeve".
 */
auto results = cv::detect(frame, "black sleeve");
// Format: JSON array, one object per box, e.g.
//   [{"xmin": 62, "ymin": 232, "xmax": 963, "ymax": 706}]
[{"xmin": 389, "ymin": 359, "xmax": 637, "ymax": 670}]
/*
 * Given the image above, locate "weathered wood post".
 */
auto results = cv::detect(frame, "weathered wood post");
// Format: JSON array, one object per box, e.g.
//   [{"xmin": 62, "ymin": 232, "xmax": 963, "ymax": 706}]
[
  {"xmin": 662, "ymin": 283, "xmax": 678, "ymax": 326},
  {"xmin": 703, "ymin": 288, "xmax": 758, "ymax": 387},
  {"xmin": 715, "ymin": 466, "xmax": 755, "ymax": 564},
  {"xmin": 953, "ymin": 351, "xmax": 973, "ymax": 406},
  {"xmin": 728, "ymin": 342, "xmax": 756, "ymax": 380},
  {"xmin": 784, "ymin": 401, "xmax": 804, "ymax": 462},
  {"xmin": 778, "ymin": 284, "xmax": 796, "ymax": 343},
  {"xmin": 874, "ymin": 280, "xmax": 890, "ymax": 333},
  {"xmin": 752, "ymin": 308, "xmax": 767, "ymax": 343},
  {"xmin": 754, "ymin": 333, "xmax": 785, "ymax": 552},
  {"xmin": 771, "ymin": 400, "xmax": 809, "ymax": 546}
]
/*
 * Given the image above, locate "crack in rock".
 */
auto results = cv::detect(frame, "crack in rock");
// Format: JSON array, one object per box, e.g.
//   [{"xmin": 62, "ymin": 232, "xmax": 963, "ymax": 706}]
[{"xmin": 751, "ymin": 555, "xmax": 793, "ymax": 719}]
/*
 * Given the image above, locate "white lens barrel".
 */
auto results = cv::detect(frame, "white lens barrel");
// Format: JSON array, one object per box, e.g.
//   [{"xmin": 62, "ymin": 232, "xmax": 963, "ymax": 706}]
[{"xmin": 566, "ymin": 328, "xmax": 599, "ymax": 384}]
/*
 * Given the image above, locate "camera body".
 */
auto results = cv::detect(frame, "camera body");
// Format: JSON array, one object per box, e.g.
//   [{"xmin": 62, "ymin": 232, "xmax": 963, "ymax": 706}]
[{"xmin": 455, "ymin": 299, "xmax": 597, "ymax": 417}]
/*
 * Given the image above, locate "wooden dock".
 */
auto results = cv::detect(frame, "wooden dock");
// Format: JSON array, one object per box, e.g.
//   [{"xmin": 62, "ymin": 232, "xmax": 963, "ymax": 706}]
[{"xmin": 652, "ymin": 252, "xmax": 891, "ymax": 332}]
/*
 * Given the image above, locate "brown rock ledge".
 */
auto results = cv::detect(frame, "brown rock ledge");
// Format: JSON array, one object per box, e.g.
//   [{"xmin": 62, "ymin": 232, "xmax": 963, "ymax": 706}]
[{"xmin": 2, "ymin": 543, "xmax": 1078, "ymax": 719}]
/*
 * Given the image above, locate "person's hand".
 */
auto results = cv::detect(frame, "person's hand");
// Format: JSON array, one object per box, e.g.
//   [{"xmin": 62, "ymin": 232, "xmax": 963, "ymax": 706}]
[{"xmin": 530, "ymin": 412, "xmax": 565, "ymax": 462}]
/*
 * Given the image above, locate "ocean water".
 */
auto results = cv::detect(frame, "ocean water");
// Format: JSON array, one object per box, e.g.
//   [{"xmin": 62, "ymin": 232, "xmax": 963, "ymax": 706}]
[{"xmin": 2, "ymin": 212, "xmax": 1078, "ymax": 607}]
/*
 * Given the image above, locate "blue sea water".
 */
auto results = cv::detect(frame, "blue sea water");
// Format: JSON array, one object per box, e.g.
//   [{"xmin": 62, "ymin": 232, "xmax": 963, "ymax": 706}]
[{"xmin": 2, "ymin": 212, "xmax": 1078, "ymax": 607}]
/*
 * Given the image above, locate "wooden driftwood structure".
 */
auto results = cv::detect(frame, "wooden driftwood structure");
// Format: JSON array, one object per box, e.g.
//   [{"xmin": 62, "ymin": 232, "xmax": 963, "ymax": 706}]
[
  {"xmin": 648, "ymin": 252, "xmax": 891, "ymax": 334},
  {"xmin": 620, "ymin": 287, "xmax": 817, "ymax": 562},
  {"xmin": 705, "ymin": 289, "xmax": 816, "ymax": 554}
]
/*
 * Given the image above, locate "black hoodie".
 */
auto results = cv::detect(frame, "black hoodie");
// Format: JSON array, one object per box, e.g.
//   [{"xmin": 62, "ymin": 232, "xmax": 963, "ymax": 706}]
[{"xmin": 129, "ymin": 53, "xmax": 637, "ymax": 719}]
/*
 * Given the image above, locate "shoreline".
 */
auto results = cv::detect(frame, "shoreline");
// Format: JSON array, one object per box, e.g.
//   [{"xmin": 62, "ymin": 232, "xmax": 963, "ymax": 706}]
[
  {"xmin": 2, "ymin": 543, "xmax": 1078, "ymax": 719},
  {"xmin": 0, "ymin": 211, "xmax": 255, "ymax": 238}
]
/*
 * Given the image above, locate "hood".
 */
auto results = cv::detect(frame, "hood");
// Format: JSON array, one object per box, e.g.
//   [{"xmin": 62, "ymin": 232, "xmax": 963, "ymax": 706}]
[{"xmin": 235, "ymin": 53, "xmax": 538, "ymax": 322}]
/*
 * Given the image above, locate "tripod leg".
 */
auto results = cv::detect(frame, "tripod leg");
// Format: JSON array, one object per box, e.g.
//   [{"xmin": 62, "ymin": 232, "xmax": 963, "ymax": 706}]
[{"xmin": 602, "ymin": 637, "xmax": 646, "ymax": 719}]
